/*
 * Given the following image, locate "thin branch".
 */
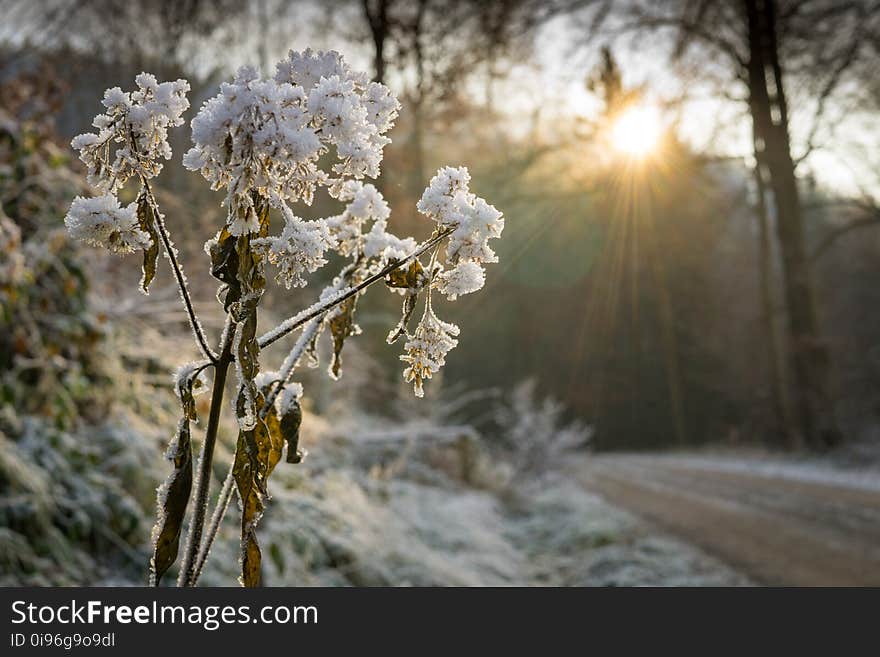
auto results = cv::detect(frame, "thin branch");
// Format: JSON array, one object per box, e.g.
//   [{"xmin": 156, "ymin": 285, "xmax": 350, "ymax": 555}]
[
  {"xmin": 809, "ymin": 206, "xmax": 880, "ymax": 262},
  {"xmin": 189, "ymin": 458, "xmax": 236, "ymax": 585},
  {"xmin": 142, "ymin": 179, "xmax": 218, "ymax": 363},
  {"xmin": 793, "ymin": 27, "xmax": 862, "ymax": 168},
  {"xmin": 614, "ymin": 13, "xmax": 749, "ymax": 74},
  {"xmin": 258, "ymin": 226, "xmax": 454, "ymax": 349}
]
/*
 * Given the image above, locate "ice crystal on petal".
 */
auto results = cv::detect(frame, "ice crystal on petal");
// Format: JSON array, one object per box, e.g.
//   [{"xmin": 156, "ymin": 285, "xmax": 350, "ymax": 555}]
[
  {"xmin": 64, "ymin": 194, "xmax": 151, "ymax": 254},
  {"xmin": 447, "ymin": 197, "xmax": 504, "ymax": 264},
  {"xmin": 325, "ymin": 181, "xmax": 395, "ymax": 257},
  {"xmin": 436, "ymin": 260, "xmax": 486, "ymax": 300}
]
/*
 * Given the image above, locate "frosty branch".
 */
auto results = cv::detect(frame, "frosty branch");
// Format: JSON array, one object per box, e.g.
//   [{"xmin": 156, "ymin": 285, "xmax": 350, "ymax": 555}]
[{"xmin": 64, "ymin": 50, "xmax": 504, "ymax": 587}]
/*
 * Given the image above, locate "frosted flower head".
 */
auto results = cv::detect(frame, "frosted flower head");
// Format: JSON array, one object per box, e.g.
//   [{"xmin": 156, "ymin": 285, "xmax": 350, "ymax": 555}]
[
  {"xmin": 325, "ymin": 181, "xmax": 394, "ymax": 257},
  {"xmin": 186, "ymin": 50, "xmax": 400, "ymax": 236},
  {"xmin": 71, "ymin": 74, "xmax": 190, "ymax": 192},
  {"xmin": 435, "ymin": 261, "xmax": 486, "ymax": 300},
  {"xmin": 447, "ymin": 196, "xmax": 504, "ymax": 264},
  {"xmin": 417, "ymin": 166, "xmax": 472, "ymax": 225},
  {"xmin": 418, "ymin": 166, "xmax": 504, "ymax": 267},
  {"xmin": 64, "ymin": 194, "xmax": 150, "ymax": 254},
  {"xmin": 252, "ymin": 207, "xmax": 336, "ymax": 289},
  {"xmin": 274, "ymin": 48, "xmax": 365, "ymax": 91},
  {"xmin": 184, "ymin": 66, "xmax": 322, "ymax": 216},
  {"xmin": 400, "ymin": 308, "xmax": 460, "ymax": 398}
]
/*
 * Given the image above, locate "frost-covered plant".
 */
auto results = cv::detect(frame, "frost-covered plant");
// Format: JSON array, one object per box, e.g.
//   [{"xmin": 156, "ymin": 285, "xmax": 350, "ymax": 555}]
[
  {"xmin": 496, "ymin": 380, "xmax": 593, "ymax": 480},
  {"xmin": 63, "ymin": 50, "xmax": 503, "ymax": 587}
]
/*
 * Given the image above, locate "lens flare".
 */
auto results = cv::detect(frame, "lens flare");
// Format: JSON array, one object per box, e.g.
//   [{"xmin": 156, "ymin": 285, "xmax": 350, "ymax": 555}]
[{"xmin": 611, "ymin": 105, "xmax": 662, "ymax": 157}]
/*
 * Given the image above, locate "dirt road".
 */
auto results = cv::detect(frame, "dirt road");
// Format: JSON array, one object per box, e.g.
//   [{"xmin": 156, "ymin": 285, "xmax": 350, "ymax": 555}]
[{"xmin": 576, "ymin": 454, "xmax": 880, "ymax": 586}]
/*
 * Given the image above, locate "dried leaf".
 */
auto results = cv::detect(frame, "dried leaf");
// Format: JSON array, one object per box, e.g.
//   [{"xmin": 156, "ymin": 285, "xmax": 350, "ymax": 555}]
[
  {"xmin": 328, "ymin": 295, "xmax": 361, "ymax": 380},
  {"xmin": 137, "ymin": 195, "xmax": 160, "ymax": 294},
  {"xmin": 385, "ymin": 258, "xmax": 427, "ymax": 290},
  {"xmin": 280, "ymin": 398, "xmax": 304, "ymax": 464},
  {"xmin": 208, "ymin": 228, "xmax": 240, "ymax": 311},
  {"xmin": 232, "ymin": 391, "xmax": 278, "ymax": 588},
  {"xmin": 175, "ymin": 365, "xmax": 204, "ymax": 422},
  {"xmin": 149, "ymin": 418, "xmax": 193, "ymax": 586},
  {"xmin": 234, "ymin": 293, "xmax": 261, "ymax": 430}
]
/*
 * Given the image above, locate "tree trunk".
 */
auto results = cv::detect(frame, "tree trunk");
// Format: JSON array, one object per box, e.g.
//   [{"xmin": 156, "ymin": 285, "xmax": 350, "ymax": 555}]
[
  {"xmin": 744, "ymin": 0, "xmax": 840, "ymax": 449},
  {"xmin": 363, "ymin": 0, "xmax": 389, "ymax": 83},
  {"xmin": 752, "ymin": 154, "xmax": 796, "ymax": 447}
]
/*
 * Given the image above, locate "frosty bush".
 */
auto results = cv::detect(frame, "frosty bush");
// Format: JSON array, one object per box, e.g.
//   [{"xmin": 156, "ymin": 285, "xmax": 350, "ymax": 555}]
[{"xmin": 64, "ymin": 50, "xmax": 503, "ymax": 587}]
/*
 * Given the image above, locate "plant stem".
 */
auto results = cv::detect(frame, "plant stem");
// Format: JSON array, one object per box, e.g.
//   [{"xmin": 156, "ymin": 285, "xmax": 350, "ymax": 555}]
[
  {"xmin": 190, "ymin": 460, "xmax": 236, "ymax": 584},
  {"xmin": 142, "ymin": 179, "xmax": 218, "ymax": 364},
  {"xmin": 189, "ymin": 314, "xmax": 326, "ymax": 586},
  {"xmin": 177, "ymin": 321, "xmax": 235, "ymax": 587}
]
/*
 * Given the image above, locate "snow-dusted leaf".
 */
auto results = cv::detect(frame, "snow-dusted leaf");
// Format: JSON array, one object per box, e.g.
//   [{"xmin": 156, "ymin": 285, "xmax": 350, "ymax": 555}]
[
  {"xmin": 149, "ymin": 418, "xmax": 193, "ymax": 586},
  {"xmin": 280, "ymin": 396, "xmax": 304, "ymax": 464},
  {"xmin": 174, "ymin": 362, "xmax": 207, "ymax": 422}
]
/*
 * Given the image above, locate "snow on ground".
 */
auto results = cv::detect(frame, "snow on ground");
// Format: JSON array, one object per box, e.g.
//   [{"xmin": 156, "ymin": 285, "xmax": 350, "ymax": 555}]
[
  {"xmin": 200, "ymin": 432, "xmax": 750, "ymax": 587},
  {"xmin": 641, "ymin": 445, "xmax": 880, "ymax": 493}
]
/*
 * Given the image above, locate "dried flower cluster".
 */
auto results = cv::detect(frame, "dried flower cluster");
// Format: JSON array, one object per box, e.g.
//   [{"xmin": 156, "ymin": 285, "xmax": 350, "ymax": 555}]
[
  {"xmin": 394, "ymin": 167, "xmax": 505, "ymax": 396},
  {"xmin": 71, "ymin": 73, "xmax": 190, "ymax": 192},
  {"xmin": 63, "ymin": 49, "xmax": 502, "ymax": 587}
]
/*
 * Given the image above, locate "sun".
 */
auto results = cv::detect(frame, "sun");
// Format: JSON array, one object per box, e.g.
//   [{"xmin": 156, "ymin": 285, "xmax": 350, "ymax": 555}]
[{"xmin": 611, "ymin": 104, "xmax": 662, "ymax": 158}]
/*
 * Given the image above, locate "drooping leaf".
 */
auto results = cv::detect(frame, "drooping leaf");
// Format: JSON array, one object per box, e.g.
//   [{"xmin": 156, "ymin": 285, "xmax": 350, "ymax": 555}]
[
  {"xmin": 234, "ymin": 292, "xmax": 261, "ymax": 430},
  {"xmin": 229, "ymin": 196, "xmax": 269, "ymax": 430},
  {"xmin": 257, "ymin": 380, "xmax": 286, "ymax": 476},
  {"xmin": 327, "ymin": 294, "xmax": 361, "ymax": 380},
  {"xmin": 279, "ymin": 397, "xmax": 304, "ymax": 464},
  {"xmin": 232, "ymin": 391, "xmax": 277, "ymax": 588},
  {"xmin": 304, "ymin": 330, "xmax": 320, "ymax": 369},
  {"xmin": 149, "ymin": 418, "xmax": 193, "ymax": 586},
  {"xmin": 137, "ymin": 195, "xmax": 160, "ymax": 295},
  {"xmin": 175, "ymin": 364, "xmax": 206, "ymax": 422},
  {"xmin": 207, "ymin": 228, "xmax": 240, "ymax": 312}
]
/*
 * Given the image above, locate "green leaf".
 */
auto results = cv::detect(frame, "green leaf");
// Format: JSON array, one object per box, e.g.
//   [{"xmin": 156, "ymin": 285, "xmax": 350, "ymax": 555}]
[
  {"xmin": 149, "ymin": 418, "xmax": 193, "ymax": 586},
  {"xmin": 137, "ymin": 195, "xmax": 160, "ymax": 294}
]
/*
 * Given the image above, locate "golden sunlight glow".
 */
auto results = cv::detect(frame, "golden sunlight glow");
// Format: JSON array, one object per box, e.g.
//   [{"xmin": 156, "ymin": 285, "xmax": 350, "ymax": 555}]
[{"xmin": 611, "ymin": 105, "xmax": 662, "ymax": 158}]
